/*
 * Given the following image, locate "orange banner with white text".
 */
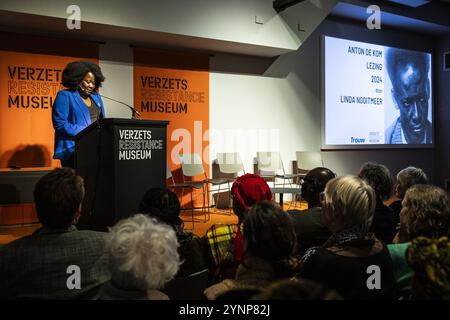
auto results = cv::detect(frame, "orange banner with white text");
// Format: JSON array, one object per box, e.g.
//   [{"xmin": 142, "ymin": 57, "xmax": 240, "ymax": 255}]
[
  {"xmin": 0, "ymin": 32, "xmax": 98, "ymax": 168},
  {"xmin": 134, "ymin": 48, "xmax": 210, "ymax": 206}
]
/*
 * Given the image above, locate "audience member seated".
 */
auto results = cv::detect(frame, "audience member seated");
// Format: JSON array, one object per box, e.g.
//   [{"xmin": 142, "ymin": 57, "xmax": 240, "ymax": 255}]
[
  {"xmin": 254, "ymin": 278, "xmax": 341, "ymax": 300},
  {"xmin": 406, "ymin": 236, "xmax": 450, "ymax": 300},
  {"xmin": 139, "ymin": 187, "xmax": 207, "ymax": 278},
  {"xmin": 98, "ymin": 214, "xmax": 180, "ymax": 300},
  {"xmin": 204, "ymin": 201, "xmax": 299, "ymax": 300},
  {"xmin": 288, "ymin": 167, "xmax": 335, "ymax": 256},
  {"xmin": 0, "ymin": 168, "xmax": 109, "ymax": 299},
  {"xmin": 299, "ymin": 175, "xmax": 395, "ymax": 300},
  {"xmin": 358, "ymin": 162, "xmax": 397, "ymax": 244},
  {"xmin": 388, "ymin": 184, "xmax": 450, "ymax": 299},
  {"xmin": 214, "ymin": 288, "xmax": 263, "ymax": 300},
  {"xmin": 390, "ymin": 166, "xmax": 428, "ymax": 223},
  {"xmin": 203, "ymin": 174, "xmax": 272, "ymax": 283}
]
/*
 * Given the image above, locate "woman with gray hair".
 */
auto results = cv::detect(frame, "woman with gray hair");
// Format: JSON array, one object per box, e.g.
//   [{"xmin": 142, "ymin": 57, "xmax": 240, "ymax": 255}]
[
  {"xmin": 99, "ymin": 214, "xmax": 181, "ymax": 300},
  {"xmin": 299, "ymin": 175, "xmax": 395, "ymax": 300},
  {"xmin": 390, "ymin": 166, "xmax": 428, "ymax": 221}
]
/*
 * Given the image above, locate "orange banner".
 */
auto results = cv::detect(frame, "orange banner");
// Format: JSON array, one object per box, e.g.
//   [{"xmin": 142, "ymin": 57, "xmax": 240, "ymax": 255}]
[
  {"xmin": 134, "ymin": 48, "xmax": 210, "ymax": 206},
  {"xmin": 0, "ymin": 32, "xmax": 98, "ymax": 168},
  {"xmin": 134, "ymin": 48, "xmax": 210, "ymax": 170}
]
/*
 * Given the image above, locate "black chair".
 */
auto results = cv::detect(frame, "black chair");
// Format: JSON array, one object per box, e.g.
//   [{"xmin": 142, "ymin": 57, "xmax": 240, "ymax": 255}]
[{"xmin": 162, "ymin": 269, "xmax": 209, "ymax": 300}]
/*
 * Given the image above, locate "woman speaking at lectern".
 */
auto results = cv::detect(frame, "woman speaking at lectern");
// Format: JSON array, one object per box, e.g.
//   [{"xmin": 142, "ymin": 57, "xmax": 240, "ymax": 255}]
[{"xmin": 52, "ymin": 61, "xmax": 106, "ymax": 168}]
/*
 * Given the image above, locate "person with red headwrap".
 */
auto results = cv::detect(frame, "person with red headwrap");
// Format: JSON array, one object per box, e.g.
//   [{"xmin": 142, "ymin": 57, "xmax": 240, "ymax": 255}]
[{"xmin": 203, "ymin": 174, "xmax": 272, "ymax": 283}]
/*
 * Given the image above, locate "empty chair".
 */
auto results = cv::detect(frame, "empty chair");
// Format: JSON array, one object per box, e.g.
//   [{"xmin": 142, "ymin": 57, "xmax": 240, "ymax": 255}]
[
  {"xmin": 166, "ymin": 164, "xmax": 206, "ymax": 228},
  {"xmin": 179, "ymin": 154, "xmax": 228, "ymax": 217},
  {"xmin": 216, "ymin": 152, "xmax": 245, "ymax": 177},
  {"xmin": 296, "ymin": 151, "xmax": 324, "ymax": 177},
  {"xmin": 162, "ymin": 269, "xmax": 209, "ymax": 300},
  {"xmin": 256, "ymin": 152, "xmax": 300, "ymax": 188},
  {"xmin": 215, "ymin": 152, "xmax": 246, "ymax": 212}
]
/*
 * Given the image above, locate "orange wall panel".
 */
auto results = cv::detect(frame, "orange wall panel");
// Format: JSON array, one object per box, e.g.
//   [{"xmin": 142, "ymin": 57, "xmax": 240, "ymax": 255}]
[
  {"xmin": 134, "ymin": 48, "xmax": 210, "ymax": 207},
  {"xmin": 0, "ymin": 32, "xmax": 98, "ymax": 168}
]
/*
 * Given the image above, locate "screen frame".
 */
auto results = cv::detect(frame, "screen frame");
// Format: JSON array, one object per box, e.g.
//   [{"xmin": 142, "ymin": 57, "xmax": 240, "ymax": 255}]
[{"xmin": 320, "ymin": 35, "xmax": 434, "ymax": 151}]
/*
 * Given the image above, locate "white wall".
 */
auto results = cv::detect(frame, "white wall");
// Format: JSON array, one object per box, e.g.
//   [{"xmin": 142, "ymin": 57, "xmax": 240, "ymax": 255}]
[
  {"xmin": 99, "ymin": 42, "xmax": 134, "ymax": 118},
  {"xmin": 1, "ymin": 0, "xmax": 436, "ymax": 181},
  {"xmin": 209, "ymin": 72, "xmax": 320, "ymax": 174},
  {"xmin": 95, "ymin": 18, "xmax": 436, "ymax": 182},
  {"xmin": 210, "ymin": 18, "xmax": 436, "ymax": 180},
  {"xmin": 0, "ymin": 0, "xmax": 305, "ymax": 51}
]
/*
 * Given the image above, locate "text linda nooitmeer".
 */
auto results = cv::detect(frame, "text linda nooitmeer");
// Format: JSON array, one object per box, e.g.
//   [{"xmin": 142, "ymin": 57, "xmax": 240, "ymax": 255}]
[
  {"xmin": 118, "ymin": 129, "xmax": 163, "ymax": 161},
  {"xmin": 339, "ymin": 46, "xmax": 384, "ymax": 106}
]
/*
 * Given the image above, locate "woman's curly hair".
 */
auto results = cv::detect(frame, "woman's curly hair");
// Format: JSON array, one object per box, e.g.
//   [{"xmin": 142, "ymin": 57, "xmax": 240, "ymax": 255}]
[
  {"xmin": 401, "ymin": 184, "xmax": 450, "ymax": 241},
  {"xmin": 61, "ymin": 60, "xmax": 105, "ymax": 90}
]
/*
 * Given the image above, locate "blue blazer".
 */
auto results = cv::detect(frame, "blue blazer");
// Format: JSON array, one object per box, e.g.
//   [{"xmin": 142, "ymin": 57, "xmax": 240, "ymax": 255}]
[{"xmin": 52, "ymin": 89, "xmax": 105, "ymax": 161}]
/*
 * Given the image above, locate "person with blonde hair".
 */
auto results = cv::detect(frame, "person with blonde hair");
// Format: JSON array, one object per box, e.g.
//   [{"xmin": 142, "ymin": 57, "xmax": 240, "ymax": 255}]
[
  {"xmin": 99, "ymin": 214, "xmax": 181, "ymax": 300},
  {"xmin": 299, "ymin": 175, "xmax": 395, "ymax": 299}
]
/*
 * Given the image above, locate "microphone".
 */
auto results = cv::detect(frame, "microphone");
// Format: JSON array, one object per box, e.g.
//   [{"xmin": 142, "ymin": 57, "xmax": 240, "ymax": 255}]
[{"xmin": 98, "ymin": 94, "xmax": 142, "ymax": 119}]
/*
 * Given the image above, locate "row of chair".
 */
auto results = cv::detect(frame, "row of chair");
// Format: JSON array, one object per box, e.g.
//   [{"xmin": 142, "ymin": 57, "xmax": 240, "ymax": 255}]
[{"xmin": 166, "ymin": 151, "xmax": 324, "ymax": 227}]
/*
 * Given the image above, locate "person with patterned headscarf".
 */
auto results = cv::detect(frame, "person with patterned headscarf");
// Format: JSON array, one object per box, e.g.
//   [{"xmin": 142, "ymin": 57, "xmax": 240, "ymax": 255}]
[
  {"xmin": 406, "ymin": 236, "xmax": 450, "ymax": 300},
  {"xmin": 203, "ymin": 174, "xmax": 272, "ymax": 283}
]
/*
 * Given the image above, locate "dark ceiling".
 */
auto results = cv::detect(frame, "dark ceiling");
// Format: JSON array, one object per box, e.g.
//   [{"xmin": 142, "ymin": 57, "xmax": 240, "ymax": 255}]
[
  {"xmin": 275, "ymin": 0, "xmax": 450, "ymax": 35},
  {"xmin": 331, "ymin": 0, "xmax": 450, "ymax": 35}
]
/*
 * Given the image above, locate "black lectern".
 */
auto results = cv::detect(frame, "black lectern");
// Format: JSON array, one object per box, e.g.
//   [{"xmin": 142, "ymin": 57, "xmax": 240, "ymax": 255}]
[{"xmin": 74, "ymin": 118, "xmax": 169, "ymax": 231}]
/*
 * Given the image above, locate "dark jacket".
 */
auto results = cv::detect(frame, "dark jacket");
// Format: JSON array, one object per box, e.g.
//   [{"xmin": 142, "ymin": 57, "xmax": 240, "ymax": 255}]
[
  {"xmin": 370, "ymin": 199, "xmax": 397, "ymax": 244},
  {"xmin": 0, "ymin": 226, "xmax": 109, "ymax": 299},
  {"xmin": 300, "ymin": 240, "xmax": 395, "ymax": 300},
  {"xmin": 389, "ymin": 200, "xmax": 402, "ymax": 226},
  {"xmin": 176, "ymin": 231, "xmax": 208, "ymax": 277},
  {"xmin": 288, "ymin": 207, "xmax": 332, "ymax": 256}
]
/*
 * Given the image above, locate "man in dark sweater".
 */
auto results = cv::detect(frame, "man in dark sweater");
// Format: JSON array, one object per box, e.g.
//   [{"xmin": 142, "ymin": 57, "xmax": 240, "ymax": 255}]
[
  {"xmin": 288, "ymin": 167, "xmax": 335, "ymax": 257},
  {"xmin": 358, "ymin": 162, "xmax": 397, "ymax": 244}
]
